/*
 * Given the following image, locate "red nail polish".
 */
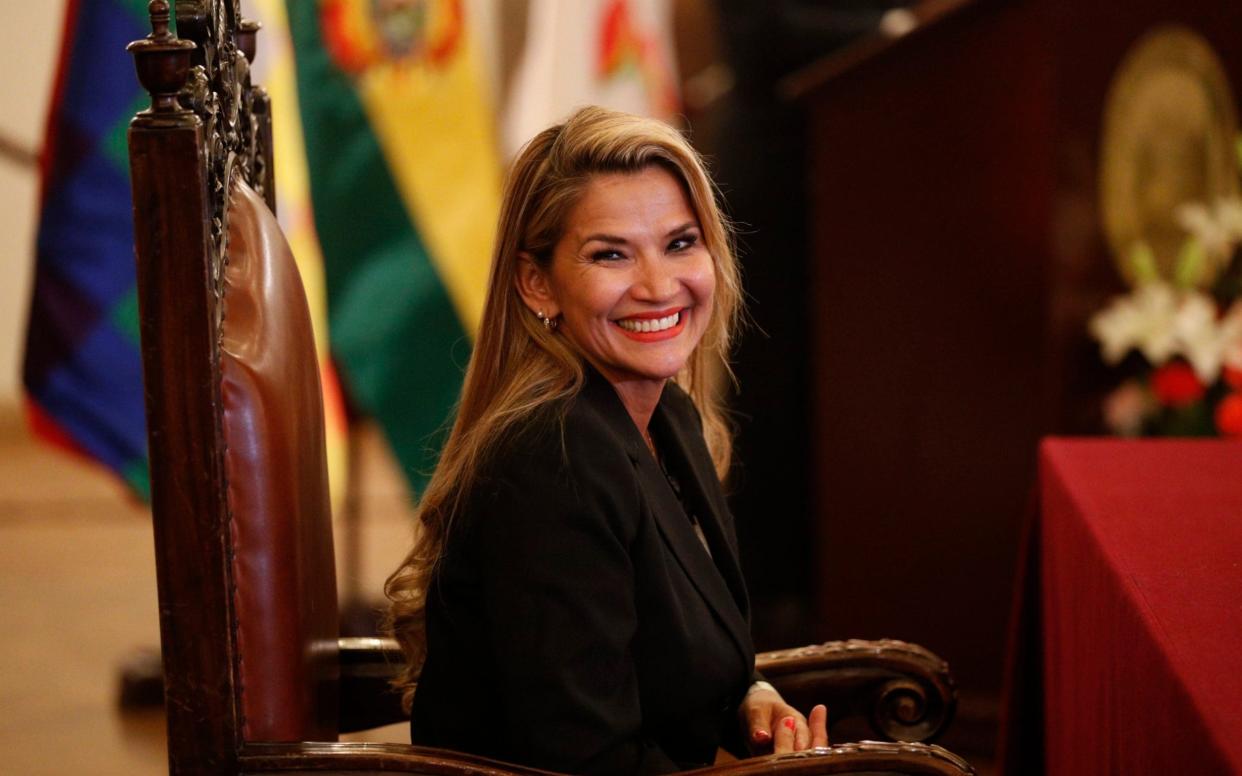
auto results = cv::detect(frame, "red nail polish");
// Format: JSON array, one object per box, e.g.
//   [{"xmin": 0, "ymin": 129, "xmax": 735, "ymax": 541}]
[{"xmin": 783, "ymin": 717, "xmax": 796, "ymax": 731}]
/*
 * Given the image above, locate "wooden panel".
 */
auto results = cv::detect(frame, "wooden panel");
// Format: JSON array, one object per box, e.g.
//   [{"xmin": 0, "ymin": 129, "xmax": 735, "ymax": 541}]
[
  {"xmin": 130, "ymin": 114, "xmax": 241, "ymax": 774},
  {"xmin": 127, "ymin": 0, "xmax": 282, "ymax": 770},
  {"xmin": 802, "ymin": 0, "xmax": 1050, "ymax": 703}
]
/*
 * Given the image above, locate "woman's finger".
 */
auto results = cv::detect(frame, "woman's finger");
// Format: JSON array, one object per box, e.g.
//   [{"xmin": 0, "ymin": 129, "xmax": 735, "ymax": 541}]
[
  {"xmin": 809, "ymin": 704, "xmax": 829, "ymax": 748},
  {"xmin": 793, "ymin": 714, "xmax": 810, "ymax": 750},
  {"xmin": 773, "ymin": 715, "xmax": 796, "ymax": 754},
  {"xmin": 745, "ymin": 702, "xmax": 772, "ymax": 748}
]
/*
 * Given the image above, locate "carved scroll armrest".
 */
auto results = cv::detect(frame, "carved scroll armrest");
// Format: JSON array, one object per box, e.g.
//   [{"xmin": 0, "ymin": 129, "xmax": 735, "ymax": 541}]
[
  {"xmin": 243, "ymin": 741, "xmax": 972, "ymax": 775},
  {"xmin": 755, "ymin": 639, "xmax": 957, "ymax": 744},
  {"xmin": 338, "ymin": 636, "xmax": 409, "ymax": 733},
  {"xmin": 693, "ymin": 742, "xmax": 974, "ymax": 776}
]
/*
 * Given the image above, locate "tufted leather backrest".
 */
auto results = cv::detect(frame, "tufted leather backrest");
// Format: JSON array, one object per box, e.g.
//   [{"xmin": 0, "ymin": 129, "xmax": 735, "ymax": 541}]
[{"xmin": 220, "ymin": 178, "xmax": 340, "ymax": 742}]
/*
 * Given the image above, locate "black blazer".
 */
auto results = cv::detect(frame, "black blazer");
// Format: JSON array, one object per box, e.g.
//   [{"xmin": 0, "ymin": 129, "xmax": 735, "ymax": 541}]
[{"xmin": 411, "ymin": 366, "xmax": 757, "ymax": 774}]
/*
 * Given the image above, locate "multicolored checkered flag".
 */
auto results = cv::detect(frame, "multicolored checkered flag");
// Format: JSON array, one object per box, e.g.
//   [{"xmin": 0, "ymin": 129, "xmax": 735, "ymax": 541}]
[
  {"xmin": 23, "ymin": 0, "xmax": 152, "ymax": 497},
  {"xmin": 25, "ymin": 0, "xmax": 350, "ymax": 504}
]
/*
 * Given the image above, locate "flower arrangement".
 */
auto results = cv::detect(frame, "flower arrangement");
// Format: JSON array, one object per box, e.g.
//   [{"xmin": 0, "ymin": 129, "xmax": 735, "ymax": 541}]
[{"xmin": 1089, "ymin": 195, "xmax": 1242, "ymax": 437}]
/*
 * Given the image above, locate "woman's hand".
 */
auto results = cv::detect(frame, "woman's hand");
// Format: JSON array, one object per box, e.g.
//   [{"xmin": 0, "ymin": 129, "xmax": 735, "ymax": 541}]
[{"xmin": 738, "ymin": 685, "xmax": 829, "ymax": 754}]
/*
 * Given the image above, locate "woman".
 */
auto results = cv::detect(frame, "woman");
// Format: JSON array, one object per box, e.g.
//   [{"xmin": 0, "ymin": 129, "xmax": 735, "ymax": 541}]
[{"xmin": 386, "ymin": 106, "xmax": 827, "ymax": 774}]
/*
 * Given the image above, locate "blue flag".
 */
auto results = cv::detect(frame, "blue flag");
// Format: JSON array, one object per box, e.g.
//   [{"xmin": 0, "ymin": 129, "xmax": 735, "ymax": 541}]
[{"xmin": 23, "ymin": 0, "xmax": 153, "ymax": 498}]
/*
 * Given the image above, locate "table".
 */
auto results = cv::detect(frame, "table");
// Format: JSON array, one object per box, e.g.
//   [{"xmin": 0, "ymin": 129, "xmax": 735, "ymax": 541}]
[{"xmin": 1001, "ymin": 439, "xmax": 1242, "ymax": 774}]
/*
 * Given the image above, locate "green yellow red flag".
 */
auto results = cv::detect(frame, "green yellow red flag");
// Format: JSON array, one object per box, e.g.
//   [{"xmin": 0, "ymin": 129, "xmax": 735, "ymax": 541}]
[{"xmin": 286, "ymin": 0, "xmax": 501, "ymax": 491}]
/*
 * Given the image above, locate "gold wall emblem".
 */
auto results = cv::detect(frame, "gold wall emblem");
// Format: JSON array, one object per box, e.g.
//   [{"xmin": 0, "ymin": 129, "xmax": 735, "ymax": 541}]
[{"xmin": 1100, "ymin": 26, "xmax": 1238, "ymax": 286}]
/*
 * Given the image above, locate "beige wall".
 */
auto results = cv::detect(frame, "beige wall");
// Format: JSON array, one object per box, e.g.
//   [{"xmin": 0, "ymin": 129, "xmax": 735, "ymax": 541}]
[{"xmin": 0, "ymin": 1, "xmax": 63, "ymax": 414}]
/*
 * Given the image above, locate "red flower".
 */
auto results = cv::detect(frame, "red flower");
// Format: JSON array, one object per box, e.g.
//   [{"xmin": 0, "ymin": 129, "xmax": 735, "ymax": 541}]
[
  {"xmin": 1225, "ymin": 364, "xmax": 1242, "ymax": 391},
  {"xmin": 1150, "ymin": 362, "xmax": 1205, "ymax": 407},
  {"xmin": 1216, "ymin": 393, "xmax": 1242, "ymax": 437}
]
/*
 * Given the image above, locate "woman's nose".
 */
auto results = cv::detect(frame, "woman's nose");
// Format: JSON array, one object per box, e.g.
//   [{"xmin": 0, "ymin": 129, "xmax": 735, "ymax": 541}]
[{"xmin": 632, "ymin": 255, "xmax": 678, "ymax": 301}]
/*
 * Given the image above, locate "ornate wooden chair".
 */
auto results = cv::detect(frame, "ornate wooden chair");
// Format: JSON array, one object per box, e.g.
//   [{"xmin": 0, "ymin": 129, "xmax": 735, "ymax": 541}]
[{"xmin": 125, "ymin": 1, "xmax": 973, "ymax": 774}]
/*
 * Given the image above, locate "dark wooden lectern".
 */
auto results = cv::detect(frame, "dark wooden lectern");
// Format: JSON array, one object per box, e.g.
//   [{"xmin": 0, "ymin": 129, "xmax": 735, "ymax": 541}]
[{"xmin": 786, "ymin": 0, "xmax": 1242, "ymax": 746}]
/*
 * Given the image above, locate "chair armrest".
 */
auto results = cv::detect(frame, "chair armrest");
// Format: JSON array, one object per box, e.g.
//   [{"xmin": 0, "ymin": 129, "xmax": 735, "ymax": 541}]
[
  {"xmin": 694, "ymin": 742, "xmax": 974, "ymax": 775},
  {"xmin": 338, "ymin": 636, "xmax": 409, "ymax": 733},
  {"xmin": 242, "ymin": 740, "xmax": 974, "ymax": 775},
  {"xmin": 755, "ymin": 639, "xmax": 956, "ymax": 744},
  {"xmin": 335, "ymin": 636, "xmax": 960, "ymax": 748}
]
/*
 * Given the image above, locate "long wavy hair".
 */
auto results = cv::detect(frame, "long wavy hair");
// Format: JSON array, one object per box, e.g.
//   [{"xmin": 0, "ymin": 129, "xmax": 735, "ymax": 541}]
[{"xmin": 383, "ymin": 106, "xmax": 743, "ymax": 708}]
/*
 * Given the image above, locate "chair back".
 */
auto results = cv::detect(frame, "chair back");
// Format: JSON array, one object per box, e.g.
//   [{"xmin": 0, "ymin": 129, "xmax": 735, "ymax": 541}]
[{"xmin": 127, "ymin": 1, "xmax": 340, "ymax": 771}]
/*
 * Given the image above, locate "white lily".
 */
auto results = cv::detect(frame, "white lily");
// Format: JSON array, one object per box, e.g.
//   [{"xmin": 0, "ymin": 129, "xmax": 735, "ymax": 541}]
[
  {"xmin": 1176, "ymin": 202, "xmax": 1230, "ymax": 259},
  {"xmin": 1175, "ymin": 197, "xmax": 1242, "ymax": 279},
  {"xmin": 1218, "ymin": 198, "xmax": 1242, "ymax": 237},
  {"xmin": 1174, "ymin": 291, "xmax": 1234, "ymax": 381},
  {"xmin": 1088, "ymin": 283, "xmax": 1180, "ymax": 365}
]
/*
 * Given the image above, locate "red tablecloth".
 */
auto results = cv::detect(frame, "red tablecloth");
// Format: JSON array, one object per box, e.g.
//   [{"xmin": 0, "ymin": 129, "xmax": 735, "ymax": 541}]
[{"xmin": 1033, "ymin": 439, "xmax": 1242, "ymax": 774}]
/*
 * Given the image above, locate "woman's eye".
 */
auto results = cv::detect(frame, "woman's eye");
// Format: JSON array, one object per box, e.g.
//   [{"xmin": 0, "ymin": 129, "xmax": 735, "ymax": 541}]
[
  {"xmin": 669, "ymin": 234, "xmax": 698, "ymax": 252},
  {"xmin": 591, "ymin": 249, "xmax": 625, "ymax": 262}
]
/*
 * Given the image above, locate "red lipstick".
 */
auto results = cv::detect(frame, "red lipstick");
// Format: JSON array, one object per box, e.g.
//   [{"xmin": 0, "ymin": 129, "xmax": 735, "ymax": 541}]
[{"xmin": 613, "ymin": 307, "xmax": 687, "ymax": 342}]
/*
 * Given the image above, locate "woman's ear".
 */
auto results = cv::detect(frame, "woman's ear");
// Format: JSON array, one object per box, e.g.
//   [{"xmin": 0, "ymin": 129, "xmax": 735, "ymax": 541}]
[{"xmin": 515, "ymin": 251, "xmax": 560, "ymax": 319}]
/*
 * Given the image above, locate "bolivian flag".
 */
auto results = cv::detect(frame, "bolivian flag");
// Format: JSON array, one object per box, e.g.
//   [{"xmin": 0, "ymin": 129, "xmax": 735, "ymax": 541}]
[{"xmin": 287, "ymin": 0, "xmax": 501, "ymax": 492}]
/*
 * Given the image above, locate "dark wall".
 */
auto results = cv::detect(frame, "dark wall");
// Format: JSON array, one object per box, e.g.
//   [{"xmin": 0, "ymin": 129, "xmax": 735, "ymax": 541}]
[
  {"xmin": 709, "ymin": 0, "xmax": 913, "ymax": 651},
  {"xmin": 797, "ymin": 0, "xmax": 1242, "ymax": 734},
  {"xmin": 804, "ymin": 0, "xmax": 1052, "ymax": 706}
]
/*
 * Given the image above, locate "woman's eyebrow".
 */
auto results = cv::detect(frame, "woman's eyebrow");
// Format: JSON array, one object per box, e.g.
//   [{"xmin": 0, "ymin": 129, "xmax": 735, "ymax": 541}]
[
  {"xmin": 580, "ymin": 222, "xmax": 698, "ymax": 245},
  {"xmin": 581, "ymin": 233, "xmax": 629, "ymax": 245}
]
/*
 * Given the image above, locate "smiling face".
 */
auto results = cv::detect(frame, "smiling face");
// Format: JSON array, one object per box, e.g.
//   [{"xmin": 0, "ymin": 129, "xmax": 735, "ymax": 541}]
[{"xmin": 517, "ymin": 165, "xmax": 716, "ymax": 399}]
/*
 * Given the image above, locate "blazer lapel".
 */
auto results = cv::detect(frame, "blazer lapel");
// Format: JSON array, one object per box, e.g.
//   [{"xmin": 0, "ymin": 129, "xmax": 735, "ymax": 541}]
[
  {"xmin": 651, "ymin": 397, "xmax": 751, "ymax": 624},
  {"xmin": 630, "ymin": 446, "xmax": 754, "ymax": 664},
  {"xmin": 579, "ymin": 370, "xmax": 753, "ymax": 665}
]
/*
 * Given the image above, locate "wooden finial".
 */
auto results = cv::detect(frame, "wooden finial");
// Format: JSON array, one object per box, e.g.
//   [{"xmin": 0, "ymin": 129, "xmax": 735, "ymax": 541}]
[
  {"xmin": 127, "ymin": 0, "xmax": 196, "ymax": 113},
  {"xmin": 148, "ymin": 0, "xmax": 173, "ymax": 41},
  {"xmin": 237, "ymin": 18, "xmax": 262, "ymax": 65}
]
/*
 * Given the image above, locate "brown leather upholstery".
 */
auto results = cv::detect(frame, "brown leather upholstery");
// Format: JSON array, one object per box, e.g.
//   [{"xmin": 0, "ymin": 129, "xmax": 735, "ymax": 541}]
[{"xmin": 220, "ymin": 178, "xmax": 340, "ymax": 742}]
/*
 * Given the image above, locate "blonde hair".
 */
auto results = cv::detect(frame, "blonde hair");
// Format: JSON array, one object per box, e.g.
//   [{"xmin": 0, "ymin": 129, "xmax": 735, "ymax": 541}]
[{"xmin": 383, "ymin": 106, "xmax": 742, "ymax": 708}]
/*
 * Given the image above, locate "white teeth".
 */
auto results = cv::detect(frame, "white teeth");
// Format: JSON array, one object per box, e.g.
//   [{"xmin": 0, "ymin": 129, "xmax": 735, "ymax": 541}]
[{"xmin": 618, "ymin": 311, "xmax": 681, "ymax": 333}]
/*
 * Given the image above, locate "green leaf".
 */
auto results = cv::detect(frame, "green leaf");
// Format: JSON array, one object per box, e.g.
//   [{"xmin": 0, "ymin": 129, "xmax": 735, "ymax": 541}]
[
  {"xmin": 1128, "ymin": 240, "xmax": 1160, "ymax": 284},
  {"xmin": 1174, "ymin": 237, "xmax": 1207, "ymax": 288},
  {"xmin": 1153, "ymin": 401, "xmax": 1216, "ymax": 437}
]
